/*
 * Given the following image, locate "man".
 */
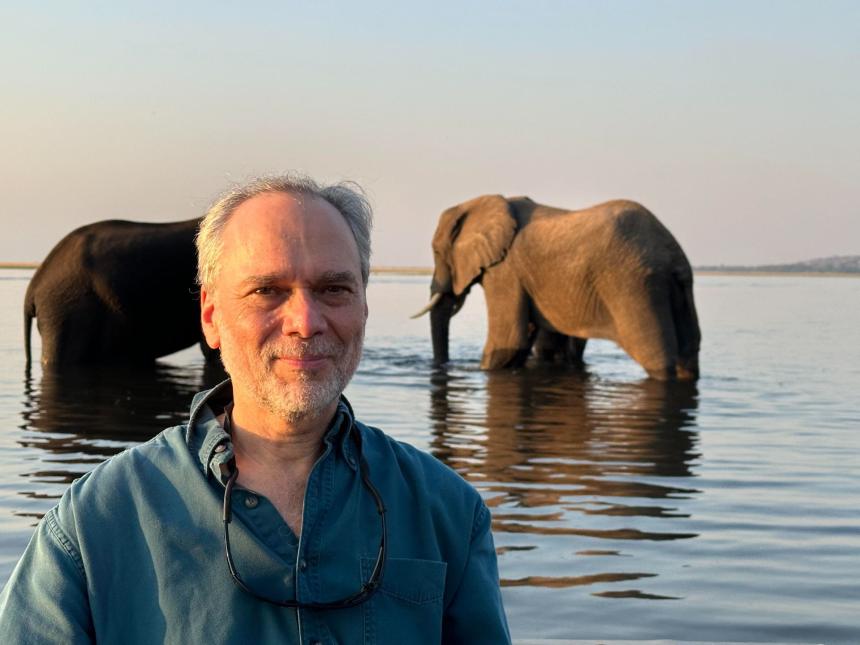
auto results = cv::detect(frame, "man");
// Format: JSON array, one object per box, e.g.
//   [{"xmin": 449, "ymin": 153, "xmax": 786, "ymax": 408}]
[{"xmin": 0, "ymin": 175, "xmax": 511, "ymax": 643}]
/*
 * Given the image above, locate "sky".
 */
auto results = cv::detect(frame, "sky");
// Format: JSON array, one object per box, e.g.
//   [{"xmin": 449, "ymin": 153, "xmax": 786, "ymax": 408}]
[{"xmin": 1, "ymin": 1, "xmax": 858, "ymax": 267}]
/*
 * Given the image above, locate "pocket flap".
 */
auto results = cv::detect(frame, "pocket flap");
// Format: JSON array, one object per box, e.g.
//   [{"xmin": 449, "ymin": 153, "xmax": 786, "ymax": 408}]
[{"xmin": 362, "ymin": 556, "xmax": 447, "ymax": 605}]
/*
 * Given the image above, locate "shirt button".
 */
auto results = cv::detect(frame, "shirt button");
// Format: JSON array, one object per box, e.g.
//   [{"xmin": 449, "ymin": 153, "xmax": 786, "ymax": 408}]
[
  {"xmin": 214, "ymin": 444, "xmax": 226, "ymax": 453},
  {"xmin": 299, "ymin": 558, "xmax": 308, "ymax": 571},
  {"xmin": 310, "ymin": 640, "xmax": 322, "ymax": 645},
  {"xmin": 244, "ymin": 494, "xmax": 259, "ymax": 509}
]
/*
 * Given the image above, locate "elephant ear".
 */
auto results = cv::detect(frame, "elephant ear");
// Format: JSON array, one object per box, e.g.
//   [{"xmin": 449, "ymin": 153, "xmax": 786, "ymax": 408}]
[{"xmin": 440, "ymin": 195, "xmax": 517, "ymax": 295}]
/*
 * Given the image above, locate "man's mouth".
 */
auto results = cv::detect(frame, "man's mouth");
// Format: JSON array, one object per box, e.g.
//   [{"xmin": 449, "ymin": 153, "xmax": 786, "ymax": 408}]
[{"xmin": 274, "ymin": 355, "xmax": 331, "ymax": 369}]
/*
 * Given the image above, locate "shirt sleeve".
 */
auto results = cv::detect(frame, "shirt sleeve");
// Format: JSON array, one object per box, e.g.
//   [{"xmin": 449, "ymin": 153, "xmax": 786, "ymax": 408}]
[
  {"xmin": 0, "ymin": 507, "xmax": 95, "ymax": 644},
  {"xmin": 441, "ymin": 501, "xmax": 511, "ymax": 644}
]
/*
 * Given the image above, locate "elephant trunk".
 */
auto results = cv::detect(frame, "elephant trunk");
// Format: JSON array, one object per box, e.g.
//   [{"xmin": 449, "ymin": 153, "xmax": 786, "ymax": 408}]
[{"xmin": 430, "ymin": 292, "xmax": 459, "ymax": 365}]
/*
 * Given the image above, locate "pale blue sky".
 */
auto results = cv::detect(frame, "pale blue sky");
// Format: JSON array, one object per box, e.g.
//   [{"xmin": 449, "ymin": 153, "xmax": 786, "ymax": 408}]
[{"xmin": 2, "ymin": 1, "xmax": 857, "ymax": 266}]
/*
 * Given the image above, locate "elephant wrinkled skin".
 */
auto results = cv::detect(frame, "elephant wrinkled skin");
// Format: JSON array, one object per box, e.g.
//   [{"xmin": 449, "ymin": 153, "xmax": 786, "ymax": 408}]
[
  {"xmin": 419, "ymin": 195, "xmax": 700, "ymax": 380},
  {"xmin": 24, "ymin": 218, "xmax": 217, "ymax": 367}
]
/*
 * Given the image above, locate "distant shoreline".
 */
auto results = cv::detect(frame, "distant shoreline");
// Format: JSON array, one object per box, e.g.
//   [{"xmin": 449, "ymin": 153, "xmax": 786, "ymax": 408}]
[
  {"xmin": 370, "ymin": 266, "xmax": 432, "ymax": 276},
  {"xmin": 693, "ymin": 270, "xmax": 859, "ymax": 278},
  {"xmin": 2, "ymin": 263, "xmax": 858, "ymax": 278},
  {"xmin": 0, "ymin": 262, "xmax": 39, "ymax": 270}
]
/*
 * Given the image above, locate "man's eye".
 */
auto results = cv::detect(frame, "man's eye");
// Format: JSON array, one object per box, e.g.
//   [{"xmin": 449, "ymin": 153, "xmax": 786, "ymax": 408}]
[
  {"xmin": 253, "ymin": 286, "xmax": 278, "ymax": 296},
  {"xmin": 322, "ymin": 285, "xmax": 349, "ymax": 295}
]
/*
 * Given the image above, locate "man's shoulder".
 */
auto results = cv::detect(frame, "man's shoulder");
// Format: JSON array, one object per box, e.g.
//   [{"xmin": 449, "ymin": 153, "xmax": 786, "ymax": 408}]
[
  {"xmin": 355, "ymin": 421, "xmax": 482, "ymax": 502},
  {"xmin": 63, "ymin": 425, "xmax": 191, "ymax": 506}
]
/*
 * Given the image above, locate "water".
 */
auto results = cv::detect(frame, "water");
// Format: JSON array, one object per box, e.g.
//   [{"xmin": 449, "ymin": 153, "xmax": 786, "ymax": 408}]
[{"xmin": 1, "ymin": 269, "xmax": 859, "ymax": 643}]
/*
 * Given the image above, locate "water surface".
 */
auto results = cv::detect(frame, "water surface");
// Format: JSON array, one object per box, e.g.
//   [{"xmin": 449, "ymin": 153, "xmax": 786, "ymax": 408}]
[{"xmin": 1, "ymin": 270, "xmax": 858, "ymax": 642}]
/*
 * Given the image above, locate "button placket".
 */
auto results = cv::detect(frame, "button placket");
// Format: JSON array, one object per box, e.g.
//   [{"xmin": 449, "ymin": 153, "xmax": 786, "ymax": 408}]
[{"xmin": 295, "ymin": 437, "xmax": 335, "ymax": 604}]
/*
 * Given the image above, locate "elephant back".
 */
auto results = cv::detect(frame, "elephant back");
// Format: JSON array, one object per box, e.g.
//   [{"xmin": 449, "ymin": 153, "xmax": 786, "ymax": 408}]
[{"xmin": 510, "ymin": 200, "xmax": 691, "ymax": 339}]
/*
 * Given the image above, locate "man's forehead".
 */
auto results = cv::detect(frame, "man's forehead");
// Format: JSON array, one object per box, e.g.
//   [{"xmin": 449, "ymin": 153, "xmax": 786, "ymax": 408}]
[
  {"xmin": 216, "ymin": 191, "xmax": 362, "ymax": 281},
  {"xmin": 229, "ymin": 191, "xmax": 332, "ymax": 227},
  {"xmin": 222, "ymin": 192, "xmax": 355, "ymax": 247}
]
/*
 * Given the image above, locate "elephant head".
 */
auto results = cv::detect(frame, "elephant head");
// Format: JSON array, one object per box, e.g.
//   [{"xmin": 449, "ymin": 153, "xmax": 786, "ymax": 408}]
[{"xmin": 414, "ymin": 195, "xmax": 518, "ymax": 365}]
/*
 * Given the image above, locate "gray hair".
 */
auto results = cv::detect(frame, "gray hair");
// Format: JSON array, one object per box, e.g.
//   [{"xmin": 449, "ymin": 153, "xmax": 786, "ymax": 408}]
[{"xmin": 196, "ymin": 173, "xmax": 373, "ymax": 289}]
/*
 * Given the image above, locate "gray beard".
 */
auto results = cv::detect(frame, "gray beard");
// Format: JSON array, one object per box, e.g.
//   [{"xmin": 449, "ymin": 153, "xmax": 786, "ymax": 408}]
[
  {"xmin": 251, "ymin": 335, "xmax": 363, "ymax": 424},
  {"xmin": 256, "ymin": 363, "xmax": 350, "ymax": 424}
]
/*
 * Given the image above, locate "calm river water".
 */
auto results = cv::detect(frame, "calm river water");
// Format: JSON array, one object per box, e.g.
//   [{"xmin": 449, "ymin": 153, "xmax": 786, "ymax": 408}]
[{"xmin": 1, "ymin": 269, "xmax": 858, "ymax": 643}]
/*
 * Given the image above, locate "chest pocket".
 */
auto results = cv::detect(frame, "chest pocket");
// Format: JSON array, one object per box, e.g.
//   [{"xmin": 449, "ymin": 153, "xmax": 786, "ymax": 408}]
[{"xmin": 361, "ymin": 557, "xmax": 447, "ymax": 644}]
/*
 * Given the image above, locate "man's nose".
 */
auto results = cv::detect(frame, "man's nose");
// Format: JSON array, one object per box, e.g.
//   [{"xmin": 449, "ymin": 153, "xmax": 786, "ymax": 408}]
[{"xmin": 281, "ymin": 289, "xmax": 327, "ymax": 338}]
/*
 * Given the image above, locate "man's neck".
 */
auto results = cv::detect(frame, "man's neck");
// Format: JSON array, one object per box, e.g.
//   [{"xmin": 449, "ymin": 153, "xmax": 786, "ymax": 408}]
[
  {"xmin": 228, "ymin": 397, "xmax": 338, "ymax": 474},
  {"xmin": 225, "ymin": 397, "xmax": 340, "ymax": 535}
]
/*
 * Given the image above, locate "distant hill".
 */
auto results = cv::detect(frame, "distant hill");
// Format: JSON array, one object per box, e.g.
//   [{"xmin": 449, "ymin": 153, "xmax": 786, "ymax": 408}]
[{"xmin": 696, "ymin": 255, "xmax": 860, "ymax": 274}]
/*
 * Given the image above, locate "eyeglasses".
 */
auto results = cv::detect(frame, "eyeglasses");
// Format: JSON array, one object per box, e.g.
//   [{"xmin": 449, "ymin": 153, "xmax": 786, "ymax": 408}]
[{"xmin": 221, "ymin": 408, "xmax": 387, "ymax": 610}]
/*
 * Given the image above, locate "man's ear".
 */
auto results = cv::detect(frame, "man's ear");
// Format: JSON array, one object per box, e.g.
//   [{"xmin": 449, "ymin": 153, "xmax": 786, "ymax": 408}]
[{"xmin": 200, "ymin": 286, "xmax": 221, "ymax": 349}]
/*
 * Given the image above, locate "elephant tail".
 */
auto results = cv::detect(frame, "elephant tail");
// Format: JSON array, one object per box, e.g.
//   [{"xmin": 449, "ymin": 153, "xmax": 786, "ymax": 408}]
[
  {"xmin": 24, "ymin": 280, "xmax": 36, "ymax": 368},
  {"xmin": 670, "ymin": 271, "xmax": 701, "ymax": 380}
]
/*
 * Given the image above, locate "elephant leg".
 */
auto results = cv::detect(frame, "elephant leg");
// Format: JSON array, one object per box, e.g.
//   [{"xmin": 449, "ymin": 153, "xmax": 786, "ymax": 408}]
[
  {"xmin": 670, "ymin": 277, "xmax": 700, "ymax": 380},
  {"xmin": 566, "ymin": 336, "xmax": 587, "ymax": 366},
  {"xmin": 533, "ymin": 329, "xmax": 566, "ymax": 363},
  {"xmin": 479, "ymin": 264, "xmax": 532, "ymax": 369},
  {"xmin": 533, "ymin": 330, "xmax": 586, "ymax": 367},
  {"xmin": 608, "ymin": 283, "xmax": 680, "ymax": 381},
  {"xmin": 37, "ymin": 295, "xmax": 112, "ymax": 365}
]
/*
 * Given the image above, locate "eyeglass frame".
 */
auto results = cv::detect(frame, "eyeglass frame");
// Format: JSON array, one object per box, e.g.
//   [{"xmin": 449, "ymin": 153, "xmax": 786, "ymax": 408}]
[{"xmin": 221, "ymin": 404, "xmax": 387, "ymax": 610}]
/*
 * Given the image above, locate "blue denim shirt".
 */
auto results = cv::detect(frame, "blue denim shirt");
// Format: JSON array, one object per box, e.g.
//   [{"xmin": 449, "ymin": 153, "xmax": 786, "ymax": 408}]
[{"xmin": 0, "ymin": 381, "xmax": 510, "ymax": 644}]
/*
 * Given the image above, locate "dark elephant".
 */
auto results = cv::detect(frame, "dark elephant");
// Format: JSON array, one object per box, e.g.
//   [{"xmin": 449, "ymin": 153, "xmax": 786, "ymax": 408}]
[
  {"xmin": 24, "ymin": 218, "xmax": 217, "ymax": 367},
  {"xmin": 414, "ymin": 195, "xmax": 701, "ymax": 380}
]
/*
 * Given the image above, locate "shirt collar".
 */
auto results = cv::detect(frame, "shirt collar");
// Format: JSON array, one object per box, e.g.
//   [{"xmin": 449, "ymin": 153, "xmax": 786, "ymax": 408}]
[{"xmin": 186, "ymin": 378, "xmax": 359, "ymax": 476}]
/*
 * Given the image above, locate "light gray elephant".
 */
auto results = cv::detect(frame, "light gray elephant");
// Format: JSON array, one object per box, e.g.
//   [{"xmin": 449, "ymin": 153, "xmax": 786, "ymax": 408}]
[{"xmin": 414, "ymin": 195, "xmax": 701, "ymax": 380}]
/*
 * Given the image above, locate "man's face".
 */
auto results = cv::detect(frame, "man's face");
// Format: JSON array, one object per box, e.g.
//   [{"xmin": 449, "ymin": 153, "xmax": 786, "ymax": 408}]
[{"xmin": 200, "ymin": 191, "xmax": 368, "ymax": 423}]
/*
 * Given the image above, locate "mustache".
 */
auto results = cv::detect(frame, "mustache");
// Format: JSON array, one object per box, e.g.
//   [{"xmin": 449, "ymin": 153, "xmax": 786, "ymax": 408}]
[{"xmin": 261, "ymin": 338, "xmax": 344, "ymax": 361}]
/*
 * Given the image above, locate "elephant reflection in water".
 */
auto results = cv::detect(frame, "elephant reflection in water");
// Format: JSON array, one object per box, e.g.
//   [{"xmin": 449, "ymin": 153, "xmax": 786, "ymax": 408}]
[
  {"xmin": 428, "ymin": 368, "xmax": 700, "ymax": 529},
  {"xmin": 20, "ymin": 363, "xmax": 227, "ymax": 477}
]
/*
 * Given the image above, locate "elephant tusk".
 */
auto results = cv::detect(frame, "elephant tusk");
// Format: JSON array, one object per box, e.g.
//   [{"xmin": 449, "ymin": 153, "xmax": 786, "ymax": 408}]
[{"xmin": 410, "ymin": 292, "xmax": 443, "ymax": 319}]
